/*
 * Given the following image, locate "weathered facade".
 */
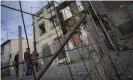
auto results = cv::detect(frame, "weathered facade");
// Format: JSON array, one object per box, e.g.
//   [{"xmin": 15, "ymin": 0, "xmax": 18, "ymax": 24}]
[
  {"xmin": 33, "ymin": 2, "xmax": 62, "ymax": 66},
  {"xmin": 33, "ymin": 1, "xmax": 96, "ymax": 66}
]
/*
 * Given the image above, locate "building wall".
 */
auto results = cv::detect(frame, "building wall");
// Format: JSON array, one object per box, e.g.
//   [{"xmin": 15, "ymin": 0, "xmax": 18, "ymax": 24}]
[
  {"xmin": 33, "ymin": 4, "xmax": 63, "ymax": 66},
  {"xmin": 33, "ymin": 1, "xmax": 101, "ymax": 66},
  {"xmin": 1, "ymin": 42, "xmax": 11, "ymax": 77},
  {"xmin": 1, "ymin": 42, "xmax": 10, "ymax": 64}
]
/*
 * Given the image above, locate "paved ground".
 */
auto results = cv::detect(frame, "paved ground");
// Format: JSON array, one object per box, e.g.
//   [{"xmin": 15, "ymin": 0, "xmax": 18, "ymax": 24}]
[
  {"xmin": 40, "ymin": 60, "xmax": 89, "ymax": 80},
  {"xmin": 111, "ymin": 50, "xmax": 133, "ymax": 80},
  {"xmin": 2, "ymin": 60, "xmax": 90, "ymax": 80},
  {"xmin": 2, "ymin": 50, "xmax": 133, "ymax": 80}
]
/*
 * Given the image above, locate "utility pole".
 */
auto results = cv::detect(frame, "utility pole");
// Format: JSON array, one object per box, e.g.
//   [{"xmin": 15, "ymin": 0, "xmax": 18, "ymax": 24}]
[{"xmin": 18, "ymin": 26, "xmax": 23, "ymax": 79}]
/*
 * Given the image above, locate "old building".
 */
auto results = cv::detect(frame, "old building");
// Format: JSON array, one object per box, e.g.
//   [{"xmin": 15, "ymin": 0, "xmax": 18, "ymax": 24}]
[
  {"xmin": 33, "ymin": 1, "xmax": 96, "ymax": 66},
  {"xmin": 1, "ymin": 39, "xmax": 34, "ymax": 75},
  {"xmin": 33, "ymin": 1, "xmax": 62, "ymax": 66}
]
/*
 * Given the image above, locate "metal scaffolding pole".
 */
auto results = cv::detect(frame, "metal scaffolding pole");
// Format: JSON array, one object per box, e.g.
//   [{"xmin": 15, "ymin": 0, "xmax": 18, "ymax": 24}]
[{"xmin": 18, "ymin": 26, "xmax": 23, "ymax": 79}]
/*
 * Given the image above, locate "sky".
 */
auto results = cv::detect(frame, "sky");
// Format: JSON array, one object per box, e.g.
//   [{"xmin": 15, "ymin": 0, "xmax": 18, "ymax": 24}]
[{"xmin": 1, "ymin": 1, "xmax": 48, "ymax": 44}]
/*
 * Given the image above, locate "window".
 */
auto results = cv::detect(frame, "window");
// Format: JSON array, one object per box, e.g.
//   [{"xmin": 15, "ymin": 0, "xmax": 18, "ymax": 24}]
[
  {"xmin": 42, "ymin": 44, "xmax": 51, "ymax": 57},
  {"xmin": 50, "ymin": 16, "xmax": 59, "ymax": 29},
  {"xmin": 39, "ymin": 23, "xmax": 46, "ymax": 35}
]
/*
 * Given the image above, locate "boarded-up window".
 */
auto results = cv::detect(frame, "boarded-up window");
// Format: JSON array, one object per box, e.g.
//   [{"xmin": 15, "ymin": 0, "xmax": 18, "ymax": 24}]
[
  {"xmin": 54, "ymin": 37, "xmax": 66, "ymax": 60},
  {"xmin": 42, "ymin": 44, "xmax": 51, "ymax": 57}
]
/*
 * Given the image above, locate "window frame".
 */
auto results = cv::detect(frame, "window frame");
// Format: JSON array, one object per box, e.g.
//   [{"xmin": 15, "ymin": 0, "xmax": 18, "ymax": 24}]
[
  {"xmin": 50, "ymin": 16, "xmax": 59, "ymax": 29},
  {"xmin": 39, "ymin": 23, "xmax": 46, "ymax": 35}
]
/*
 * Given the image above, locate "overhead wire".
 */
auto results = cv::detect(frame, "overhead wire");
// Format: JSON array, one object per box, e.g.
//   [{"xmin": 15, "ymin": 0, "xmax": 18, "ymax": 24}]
[{"xmin": 1, "ymin": 15, "xmax": 21, "ymax": 23}]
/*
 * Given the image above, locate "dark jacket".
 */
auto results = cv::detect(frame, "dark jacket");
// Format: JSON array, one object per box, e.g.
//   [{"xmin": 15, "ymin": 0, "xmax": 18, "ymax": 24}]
[
  {"xmin": 14, "ymin": 54, "xmax": 19, "ymax": 66},
  {"xmin": 24, "ymin": 51, "xmax": 31, "ymax": 63}
]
